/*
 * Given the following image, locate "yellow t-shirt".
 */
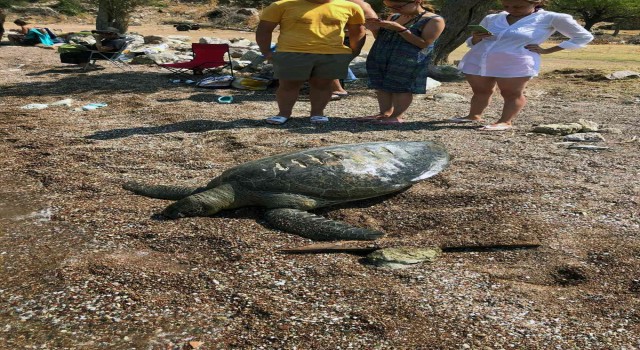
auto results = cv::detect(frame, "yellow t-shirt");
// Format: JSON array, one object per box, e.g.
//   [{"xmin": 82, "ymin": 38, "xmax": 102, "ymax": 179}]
[{"xmin": 260, "ymin": 0, "xmax": 365, "ymax": 54}]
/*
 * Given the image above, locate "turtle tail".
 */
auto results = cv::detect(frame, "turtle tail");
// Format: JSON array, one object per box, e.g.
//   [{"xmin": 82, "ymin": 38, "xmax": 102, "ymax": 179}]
[
  {"xmin": 123, "ymin": 181, "xmax": 204, "ymax": 200},
  {"xmin": 264, "ymin": 208, "xmax": 384, "ymax": 241}
]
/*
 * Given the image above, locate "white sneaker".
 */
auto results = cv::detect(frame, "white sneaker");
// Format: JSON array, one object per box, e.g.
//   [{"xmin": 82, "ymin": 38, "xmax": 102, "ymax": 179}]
[{"xmin": 310, "ymin": 115, "xmax": 329, "ymax": 123}]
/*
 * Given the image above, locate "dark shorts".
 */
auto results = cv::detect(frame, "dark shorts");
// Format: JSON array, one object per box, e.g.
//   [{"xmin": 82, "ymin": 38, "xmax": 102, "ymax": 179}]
[{"xmin": 271, "ymin": 52, "xmax": 353, "ymax": 81}]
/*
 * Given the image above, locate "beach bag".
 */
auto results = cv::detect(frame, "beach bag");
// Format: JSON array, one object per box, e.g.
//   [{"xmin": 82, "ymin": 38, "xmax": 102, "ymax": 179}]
[
  {"xmin": 57, "ymin": 44, "xmax": 88, "ymax": 54},
  {"xmin": 231, "ymin": 76, "xmax": 272, "ymax": 91},
  {"xmin": 196, "ymin": 75, "xmax": 234, "ymax": 88}
]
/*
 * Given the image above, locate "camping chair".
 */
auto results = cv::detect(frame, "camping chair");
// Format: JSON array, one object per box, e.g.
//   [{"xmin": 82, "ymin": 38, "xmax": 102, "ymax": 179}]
[
  {"xmin": 158, "ymin": 43, "xmax": 234, "ymax": 77},
  {"xmin": 83, "ymin": 37, "xmax": 134, "ymax": 71}
]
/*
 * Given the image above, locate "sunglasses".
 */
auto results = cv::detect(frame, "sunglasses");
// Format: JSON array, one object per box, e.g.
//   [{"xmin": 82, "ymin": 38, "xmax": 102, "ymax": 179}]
[{"xmin": 384, "ymin": 1, "xmax": 413, "ymax": 10}]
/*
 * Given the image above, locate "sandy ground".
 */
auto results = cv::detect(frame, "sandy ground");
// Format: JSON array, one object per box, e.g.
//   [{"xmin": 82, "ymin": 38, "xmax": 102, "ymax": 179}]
[{"xmin": 1, "ymin": 18, "xmax": 640, "ymax": 350}]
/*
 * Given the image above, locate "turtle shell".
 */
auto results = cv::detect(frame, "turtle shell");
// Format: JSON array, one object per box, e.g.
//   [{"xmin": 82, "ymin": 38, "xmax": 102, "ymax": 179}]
[{"xmin": 207, "ymin": 141, "xmax": 449, "ymax": 202}]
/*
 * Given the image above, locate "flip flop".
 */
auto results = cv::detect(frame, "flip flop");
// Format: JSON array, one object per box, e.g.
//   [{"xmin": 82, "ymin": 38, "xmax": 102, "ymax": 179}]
[
  {"xmin": 448, "ymin": 117, "xmax": 484, "ymax": 123},
  {"xmin": 265, "ymin": 116, "xmax": 289, "ymax": 125},
  {"xmin": 478, "ymin": 124, "xmax": 513, "ymax": 131},
  {"xmin": 310, "ymin": 115, "xmax": 329, "ymax": 123}
]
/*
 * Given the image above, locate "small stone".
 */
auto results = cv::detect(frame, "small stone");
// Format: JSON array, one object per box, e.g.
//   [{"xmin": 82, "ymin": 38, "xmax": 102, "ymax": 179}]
[
  {"xmin": 563, "ymin": 133, "xmax": 605, "ymax": 142},
  {"xmin": 367, "ymin": 247, "xmax": 441, "ymax": 269},
  {"xmin": 577, "ymin": 119, "xmax": 599, "ymax": 132},
  {"xmin": 599, "ymin": 128, "xmax": 623, "ymax": 134},
  {"xmin": 432, "ymin": 93, "xmax": 466, "ymax": 102},
  {"xmin": 605, "ymin": 70, "xmax": 640, "ymax": 80},
  {"xmin": 533, "ymin": 123, "xmax": 583, "ymax": 135}
]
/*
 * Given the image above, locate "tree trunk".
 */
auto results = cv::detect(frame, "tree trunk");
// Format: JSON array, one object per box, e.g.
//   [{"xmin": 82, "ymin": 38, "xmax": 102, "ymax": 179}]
[
  {"xmin": 583, "ymin": 18, "xmax": 597, "ymax": 31},
  {"xmin": 612, "ymin": 23, "xmax": 620, "ymax": 36},
  {"xmin": 96, "ymin": 0, "xmax": 130, "ymax": 34},
  {"xmin": 96, "ymin": 3, "xmax": 111, "ymax": 30},
  {"xmin": 431, "ymin": 0, "xmax": 497, "ymax": 65}
]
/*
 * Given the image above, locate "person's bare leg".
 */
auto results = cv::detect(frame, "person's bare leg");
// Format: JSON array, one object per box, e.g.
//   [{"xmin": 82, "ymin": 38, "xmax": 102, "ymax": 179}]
[
  {"xmin": 373, "ymin": 90, "xmax": 393, "ymax": 118},
  {"xmin": 308, "ymin": 77, "xmax": 334, "ymax": 116},
  {"xmin": 463, "ymin": 74, "xmax": 497, "ymax": 121},
  {"xmin": 377, "ymin": 92, "xmax": 412, "ymax": 122},
  {"xmin": 275, "ymin": 79, "xmax": 305, "ymax": 117},
  {"xmin": 331, "ymin": 79, "xmax": 347, "ymax": 95},
  {"xmin": 493, "ymin": 77, "xmax": 531, "ymax": 126}
]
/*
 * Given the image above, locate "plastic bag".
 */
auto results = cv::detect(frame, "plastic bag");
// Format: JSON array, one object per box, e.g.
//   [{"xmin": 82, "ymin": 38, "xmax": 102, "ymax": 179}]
[
  {"xmin": 196, "ymin": 75, "xmax": 234, "ymax": 88},
  {"xmin": 231, "ymin": 76, "xmax": 272, "ymax": 91}
]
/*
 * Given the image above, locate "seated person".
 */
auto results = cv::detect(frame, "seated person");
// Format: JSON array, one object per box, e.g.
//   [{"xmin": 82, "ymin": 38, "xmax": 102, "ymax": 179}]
[
  {"xmin": 7, "ymin": 19, "xmax": 53, "ymax": 46},
  {"xmin": 59, "ymin": 27, "xmax": 126, "ymax": 68}
]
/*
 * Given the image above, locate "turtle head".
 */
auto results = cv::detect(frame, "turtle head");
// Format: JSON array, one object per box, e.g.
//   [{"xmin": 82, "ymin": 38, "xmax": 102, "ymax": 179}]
[{"xmin": 161, "ymin": 184, "xmax": 235, "ymax": 219}]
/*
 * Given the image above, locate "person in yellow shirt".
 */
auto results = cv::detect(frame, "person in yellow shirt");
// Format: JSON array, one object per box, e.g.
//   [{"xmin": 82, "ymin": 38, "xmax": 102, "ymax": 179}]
[{"xmin": 256, "ymin": 0, "xmax": 366, "ymax": 124}]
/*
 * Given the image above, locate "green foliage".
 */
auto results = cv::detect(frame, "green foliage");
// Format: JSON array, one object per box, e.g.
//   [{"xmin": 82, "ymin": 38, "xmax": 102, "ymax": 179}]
[
  {"xmin": 549, "ymin": 0, "xmax": 640, "ymax": 30},
  {"xmin": 0, "ymin": 0, "xmax": 26, "ymax": 8},
  {"xmin": 54, "ymin": 0, "xmax": 84, "ymax": 16}
]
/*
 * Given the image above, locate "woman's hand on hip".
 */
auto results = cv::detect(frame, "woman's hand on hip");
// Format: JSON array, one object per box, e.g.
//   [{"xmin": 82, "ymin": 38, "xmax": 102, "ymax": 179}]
[{"xmin": 525, "ymin": 44, "xmax": 549, "ymax": 54}]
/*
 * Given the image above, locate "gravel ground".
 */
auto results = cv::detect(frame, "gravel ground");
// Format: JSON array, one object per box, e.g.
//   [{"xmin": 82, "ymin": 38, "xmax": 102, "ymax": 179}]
[{"xmin": 0, "ymin": 41, "xmax": 639, "ymax": 349}]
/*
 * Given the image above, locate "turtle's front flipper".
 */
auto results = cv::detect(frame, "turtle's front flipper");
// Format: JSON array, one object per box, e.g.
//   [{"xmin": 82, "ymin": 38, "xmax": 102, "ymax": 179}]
[
  {"xmin": 162, "ymin": 184, "xmax": 235, "ymax": 219},
  {"xmin": 264, "ymin": 208, "xmax": 384, "ymax": 241}
]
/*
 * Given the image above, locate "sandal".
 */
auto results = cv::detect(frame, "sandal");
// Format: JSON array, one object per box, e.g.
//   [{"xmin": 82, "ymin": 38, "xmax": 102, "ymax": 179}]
[
  {"xmin": 478, "ymin": 124, "xmax": 513, "ymax": 131},
  {"xmin": 310, "ymin": 115, "xmax": 329, "ymax": 123},
  {"xmin": 265, "ymin": 116, "xmax": 289, "ymax": 125}
]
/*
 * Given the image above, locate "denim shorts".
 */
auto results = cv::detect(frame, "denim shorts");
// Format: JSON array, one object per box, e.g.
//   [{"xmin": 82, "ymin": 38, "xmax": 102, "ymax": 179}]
[{"xmin": 272, "ymin": 52, "xmax": 354, "ymax": 80}]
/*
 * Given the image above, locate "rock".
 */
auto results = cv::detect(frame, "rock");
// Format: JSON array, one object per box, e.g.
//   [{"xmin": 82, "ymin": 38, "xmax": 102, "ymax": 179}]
[
  {"xmin": 427, "ymin": 64, "xmax": 465, "ymax": 82},
  {"xmin": 231, "ymin": 60, "xmax": 252, "ymax": 69},
  {"xmin": 578, "ymin": 119, "xmax": 599, "ymax": 132},
  {"xmin": 236, "ymin": 8, "xmax": 259, "ymax": 16},
  {"xmin": 131, "ymin": 52, "xmax": 183, "ymax": 65},
  {"xmin": 199, "ymin": 37, "xmax": 231, "ymax": 45},
  {"xmin": 230, "ymin": 39, "xmax": 253, "ymax": 47},
  {"xmin": 563, "ymin": 133, "xmax": 606, "ymax": 142},
  {"xmin": 230, "ymin": 49, "xmax": 244, "ymax": 58},
  {"xmin": 167, "ymin": 35, "xmax": 191, "ymax": 43},
  {"xmin": 11, "ymin": 6, "xmax": 60, "ymax": 17},
  {"xmin": 366, "ymin": 247, "xmax": 441, "ymax": 269},
  {"xmin": 568, "ymin": 144, "xmax": 610, "ymax": 151},
  {"xmin": 349, "ymin": 56, "xmax": 367, "ymax": 77},
  {"xmin": 426, "ymin": 78, "xmax": 442, "ymax": 91},
  {"xmin": 605, "ymin": 71, "xmax": 640, "ymax": 80},
  {"xmin": 130, "ymin": 20, "xmax": 142, "ymax": 26},
  {"xmin": 533, "ymin": 123, "xmax": 584, "ymax": 135},
  {"xmin": 240, "ymin": 50, "xmax": 262, "ymax": 62},
  {"xmin": 433, "ymin": 93, "xmax": 466, "ymax": 102},
  {"xmin": 144, "ymin": 35, "xmax": 168, "ymax": 44},
  {"xmin": 599, "ymin": 128, "xmax": 623, "ymax": 134}
]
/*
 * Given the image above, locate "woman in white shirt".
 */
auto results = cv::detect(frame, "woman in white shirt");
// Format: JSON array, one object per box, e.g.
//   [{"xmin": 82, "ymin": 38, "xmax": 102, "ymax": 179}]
[{"xmin": 451, "ymin": 0, "xmax": 593, "ymax": 131}]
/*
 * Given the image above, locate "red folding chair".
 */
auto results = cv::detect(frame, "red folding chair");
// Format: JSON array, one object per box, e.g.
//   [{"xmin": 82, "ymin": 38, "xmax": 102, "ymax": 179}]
[{"xmin": 158, "ymin": 43, "xmax": 234, "ymax": 77}]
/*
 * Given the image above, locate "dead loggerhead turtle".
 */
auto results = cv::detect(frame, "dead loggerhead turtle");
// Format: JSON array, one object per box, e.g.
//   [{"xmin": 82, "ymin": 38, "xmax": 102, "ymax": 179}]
[{"xmin": 123, "ymin": 141, "xmax": 449, "ymax": 241}]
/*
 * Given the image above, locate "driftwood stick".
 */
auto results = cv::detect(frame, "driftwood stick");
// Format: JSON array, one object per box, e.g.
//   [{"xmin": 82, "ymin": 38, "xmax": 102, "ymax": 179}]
[{"xmin": 279, "ymin": 242, "xmax": 541, "ymax": 255}]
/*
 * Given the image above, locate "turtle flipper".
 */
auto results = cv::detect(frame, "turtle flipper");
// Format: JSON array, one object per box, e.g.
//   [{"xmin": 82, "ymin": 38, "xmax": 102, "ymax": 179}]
[
  {"xmin": 123, "ymin": 182, "xmax": 203, "ymax": 200},
  {"xmin": 264, "ymin": 208, "xmax": 384, "ymax": 241}
]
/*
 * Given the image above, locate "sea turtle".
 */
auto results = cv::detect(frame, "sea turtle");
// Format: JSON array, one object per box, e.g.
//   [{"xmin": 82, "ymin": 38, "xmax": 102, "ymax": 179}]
[{"xmin": 123, "ymin": 141, "xmax": 449, "ymax": 241}]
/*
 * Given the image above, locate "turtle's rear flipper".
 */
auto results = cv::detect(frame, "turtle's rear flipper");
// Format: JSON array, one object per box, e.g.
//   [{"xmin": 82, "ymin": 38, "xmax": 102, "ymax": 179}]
[
  {"xmin": 264, "ymin": 208, "xmax": 384, "ymax": 241},
  {"xmin": 123, "ymin": 182, "xmax": 203, "ymax": 200}
]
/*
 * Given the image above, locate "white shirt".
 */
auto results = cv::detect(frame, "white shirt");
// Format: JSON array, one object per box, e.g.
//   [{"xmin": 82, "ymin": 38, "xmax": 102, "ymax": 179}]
[{"xmin": 458, "ymin": 10, "xmax": 594, "ymax": 78}]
